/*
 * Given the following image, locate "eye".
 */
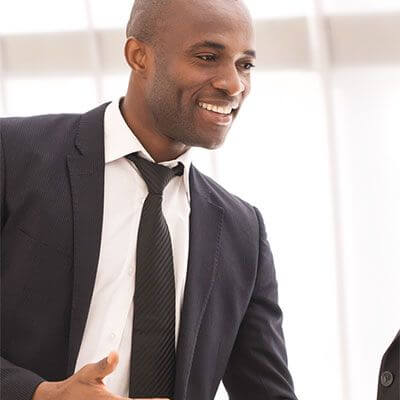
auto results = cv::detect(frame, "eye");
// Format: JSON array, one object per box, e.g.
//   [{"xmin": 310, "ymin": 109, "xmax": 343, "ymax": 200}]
[
  {"xmin": 198, "ymin": 54, "xmax": 217, "ymax": 62},
  {"xmin": 243, "ymin": 63, "xmax": 256, "ymax": 70}
]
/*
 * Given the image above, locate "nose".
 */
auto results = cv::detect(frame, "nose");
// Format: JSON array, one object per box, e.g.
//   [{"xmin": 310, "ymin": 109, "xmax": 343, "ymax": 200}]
[{"xmin": 211, "ymin": 64, "xmax": 246, "ymax": 97}]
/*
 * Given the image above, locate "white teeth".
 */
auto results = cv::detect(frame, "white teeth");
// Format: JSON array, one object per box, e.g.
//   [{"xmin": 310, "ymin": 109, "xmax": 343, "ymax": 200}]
[{"xmin": 199, "ymin": 102, "xmax": 232, "ymax": 115}]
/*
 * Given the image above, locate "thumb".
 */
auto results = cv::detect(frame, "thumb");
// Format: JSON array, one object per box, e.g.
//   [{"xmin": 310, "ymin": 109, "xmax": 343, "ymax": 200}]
[{"xmin": 82, "ymin": 351, "xmax": 119, "ymax": 382}]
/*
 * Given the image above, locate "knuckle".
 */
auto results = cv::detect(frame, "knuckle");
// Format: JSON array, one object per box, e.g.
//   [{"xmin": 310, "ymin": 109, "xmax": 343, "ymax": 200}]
[
  {"xmin": 77, "ymin": 363, "xmax": 94, "ymax": 378},
  {"xmin": 80, "ymin": 364, "xmax": 91, "ymax": 374}
]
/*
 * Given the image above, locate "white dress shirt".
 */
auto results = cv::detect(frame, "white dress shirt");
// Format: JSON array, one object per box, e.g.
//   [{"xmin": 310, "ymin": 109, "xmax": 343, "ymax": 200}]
[{"xmin": 74, "ymin": 98, "xmax": 192, "ymax": 397}]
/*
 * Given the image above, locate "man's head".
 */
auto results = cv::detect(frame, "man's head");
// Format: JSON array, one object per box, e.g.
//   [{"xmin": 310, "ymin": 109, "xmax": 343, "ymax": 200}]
[{"xmin": 124, "ymin": 0, "xmax": 256, "ymax": 151}]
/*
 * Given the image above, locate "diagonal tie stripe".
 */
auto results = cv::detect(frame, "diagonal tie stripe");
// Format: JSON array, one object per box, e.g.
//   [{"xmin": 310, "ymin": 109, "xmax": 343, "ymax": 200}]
[{"xmin": 125, "ymin": 152, "xmax": 183, "ymax": 399}]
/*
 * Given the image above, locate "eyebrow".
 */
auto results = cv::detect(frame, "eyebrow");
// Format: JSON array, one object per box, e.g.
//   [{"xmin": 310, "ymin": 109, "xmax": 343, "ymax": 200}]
[{"xmin": 187, "ymin": 40, "xmax": 256, "ymax": 58}]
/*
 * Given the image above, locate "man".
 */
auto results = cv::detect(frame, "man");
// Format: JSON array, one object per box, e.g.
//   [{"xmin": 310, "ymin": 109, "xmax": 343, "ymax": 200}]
[
  {"xmin": 0, "ymin": 0, "xmax": 297, "ymax": 399},
  {"xmin": 377, "ymin": 330, "xmax": 399, "ymax": 400}
]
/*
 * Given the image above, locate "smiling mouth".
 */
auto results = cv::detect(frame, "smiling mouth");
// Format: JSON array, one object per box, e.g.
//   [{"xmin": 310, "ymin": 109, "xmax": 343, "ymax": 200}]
[
  {"xmin": 198, "ymin": 101, "xmax": 238, "ymax": 115},
  {"xmin": 197, "ymin": 102, "xmax": 236, "ymax": 127}
]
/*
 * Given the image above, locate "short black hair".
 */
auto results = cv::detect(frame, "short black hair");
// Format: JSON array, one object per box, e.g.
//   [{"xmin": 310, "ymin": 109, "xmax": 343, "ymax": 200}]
[{"xmin": 126, "ymin": 0, "xmax": 171, "ymax": 44}]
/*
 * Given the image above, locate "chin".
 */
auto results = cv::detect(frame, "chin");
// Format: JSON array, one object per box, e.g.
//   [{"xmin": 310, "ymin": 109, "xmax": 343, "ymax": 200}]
[
  {"xmin": 177, "ymin": 126, "xmax": 229, "ymax": 150},
  {"xmin": 207, "ymin": 139, "xmax": 225, "ymax": 150},
  {"xmin": 197, "ymin": 128, "xmax": 230, "ymax": 149},
  {"xmin": 209, "ymin": 132, "xmax": 229, "ymax": 149},
  {"xmin": 195, "ymin": 137, "xmax": 226, "ymax": 150}
]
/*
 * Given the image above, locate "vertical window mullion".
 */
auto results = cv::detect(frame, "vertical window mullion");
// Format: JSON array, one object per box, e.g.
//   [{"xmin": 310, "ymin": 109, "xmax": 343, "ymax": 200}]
[
  {"xmin": 307, "ymin": 1, "xmax": 350, "ymax": 400},
  {"xmin": 83, "ymin": 0, "xmax": 103, "ymax": 103},
  {"xmin": 0, "ymin": 36, "xmax": 8, "ymax": 116}
]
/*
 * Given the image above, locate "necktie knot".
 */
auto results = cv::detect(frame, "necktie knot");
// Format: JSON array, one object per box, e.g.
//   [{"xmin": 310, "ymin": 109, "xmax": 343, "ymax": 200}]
[{"xmin": 126, "ymin": 152, "xmax": 184, "ymax": 195}]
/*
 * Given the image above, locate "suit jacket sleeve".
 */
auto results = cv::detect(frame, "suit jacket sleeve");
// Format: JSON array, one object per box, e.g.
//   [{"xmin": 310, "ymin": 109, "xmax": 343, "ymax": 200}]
[
  {"xmin": 222, "ymin": 206, "xmax": 297, "ymax": 400},
  {"xmin": 0, "ymin": 123, "xmax": 45, "ymax": 400},
  {"xmin": 0, "ymin": 358, "xmax": 45, "ymax": 400},
  {"xmin": 1, "ymin": 122, "xmax": 5, "ymax": 230}
]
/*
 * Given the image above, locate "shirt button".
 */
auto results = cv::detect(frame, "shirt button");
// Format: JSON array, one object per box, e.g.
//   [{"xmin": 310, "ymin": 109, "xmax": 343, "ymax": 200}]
[
  {"xmin": 110, "ymin": 332, "xmax": 116, "ymax": 341},
  {"xmin": 128, "ymin": 268, "xmax": 134, "ymax": 276},
  {"xmin": 381, "ymin": 371, "xmax": 394, "ymax": 387}
]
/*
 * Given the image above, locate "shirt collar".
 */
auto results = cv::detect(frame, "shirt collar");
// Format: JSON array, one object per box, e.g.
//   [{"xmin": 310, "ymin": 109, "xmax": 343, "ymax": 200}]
[{"xmin": 104, "ymin": 97, "xmax": 192, "ymax": 202}]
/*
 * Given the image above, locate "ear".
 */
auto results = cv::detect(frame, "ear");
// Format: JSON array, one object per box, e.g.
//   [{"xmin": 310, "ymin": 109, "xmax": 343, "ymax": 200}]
[{"xmin": 124, "ymin": 37, "xmax": 150, "ymax": 75}]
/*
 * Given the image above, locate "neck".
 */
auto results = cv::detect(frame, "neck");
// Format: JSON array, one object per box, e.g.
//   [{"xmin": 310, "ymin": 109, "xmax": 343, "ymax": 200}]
[{"xmin": 120, "ymin": 93, "xmax": 189, "ymax": 163}]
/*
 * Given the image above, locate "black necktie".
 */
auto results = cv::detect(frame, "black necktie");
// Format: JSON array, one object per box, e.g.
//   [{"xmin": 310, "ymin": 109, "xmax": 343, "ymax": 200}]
[{"xmin": 125, "ymin": 152, "xmax": 184, "ymax": 399}]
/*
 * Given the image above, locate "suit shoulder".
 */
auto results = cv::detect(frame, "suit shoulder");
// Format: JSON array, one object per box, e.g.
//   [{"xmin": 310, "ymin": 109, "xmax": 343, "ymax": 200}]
[
  {"xmin": 1, "ymin": 112, "xmax": 81, "ymax": 139},
  {"xmin": 192, "ymin": 165, "xmax": 257, "ymax": 219},
  {"xmin": 0, "ymin": 112, "xmax": 82, "ymax": 156}
]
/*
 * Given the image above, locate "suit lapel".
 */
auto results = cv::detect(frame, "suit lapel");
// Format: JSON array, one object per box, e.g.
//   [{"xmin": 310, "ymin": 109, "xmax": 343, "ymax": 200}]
[
  {"xmin": 174, "ymin": 166, "xmax": 225, "ymax": 400},
  {"xmin": 66, "ymin": 103, "xmax": 109, "ymax": 375}
]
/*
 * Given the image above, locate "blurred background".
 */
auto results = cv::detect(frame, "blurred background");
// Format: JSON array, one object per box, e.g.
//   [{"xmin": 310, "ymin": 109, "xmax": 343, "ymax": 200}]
[{"xmin": 1, "ymin": 1, "xmax": 399, "ymax": 399}]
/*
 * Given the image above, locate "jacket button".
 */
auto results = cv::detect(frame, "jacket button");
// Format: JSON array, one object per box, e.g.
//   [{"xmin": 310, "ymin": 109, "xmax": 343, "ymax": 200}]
[{"xmin": 381, "ymin": 371, "xmax": 394, "ymax": 387}]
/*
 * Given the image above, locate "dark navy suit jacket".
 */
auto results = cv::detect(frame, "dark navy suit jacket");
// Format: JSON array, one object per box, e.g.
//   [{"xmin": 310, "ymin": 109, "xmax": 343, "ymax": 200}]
[
  {"xmin": 0, "ymin": 103, "xmax": 297, "ymax": 400},
  {"xmin": 377, "ymin": 330, "xmax": 399, "ymax": 400}
]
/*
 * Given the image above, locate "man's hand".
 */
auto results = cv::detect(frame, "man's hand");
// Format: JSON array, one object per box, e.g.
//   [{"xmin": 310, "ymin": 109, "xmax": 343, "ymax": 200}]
[{"xmin": 32, "ymin": 351, "xmax": 130, "ymax": 400}]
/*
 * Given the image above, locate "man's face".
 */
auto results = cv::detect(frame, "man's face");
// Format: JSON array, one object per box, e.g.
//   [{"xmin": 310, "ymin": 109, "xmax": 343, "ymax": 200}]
[{"xmin": 145, "ymin": 0, "xmax": 256, "ymax": 150}]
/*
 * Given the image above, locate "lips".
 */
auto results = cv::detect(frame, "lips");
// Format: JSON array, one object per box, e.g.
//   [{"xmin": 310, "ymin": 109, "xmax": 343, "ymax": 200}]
[
  {"xmin": 198, "ymin": 100, "xmax": 239, "ymax": 114},
  {"xmin": 198, "ymin": 102, "xmax": 234, "ymax": 115},
  {"xmin": 196, "ymin": 103, "xmax": 233, "ymax": 126}
]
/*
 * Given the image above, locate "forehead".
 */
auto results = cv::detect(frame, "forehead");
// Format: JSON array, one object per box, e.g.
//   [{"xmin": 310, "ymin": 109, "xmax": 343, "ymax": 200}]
[{"xmin": 161, "ymin": 0, "xmax": 255, "ymax": 52}]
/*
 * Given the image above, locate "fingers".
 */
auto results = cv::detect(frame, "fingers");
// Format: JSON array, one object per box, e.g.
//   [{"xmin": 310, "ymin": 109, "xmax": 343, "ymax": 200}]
[
  {"xmin": 80, "ymin": 351, "xmax": 119, "ymax": 381},
  {"xmin": 106, "ymin": 351, "xmax": 119, "ymax": 370}
]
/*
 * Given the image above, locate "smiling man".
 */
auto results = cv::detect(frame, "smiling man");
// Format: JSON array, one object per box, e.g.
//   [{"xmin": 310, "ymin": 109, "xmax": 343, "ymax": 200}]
[
  {"xmin": 0, "ymin": 1, "xmax": 297, "ymax": 400},
  {"xmin": 122, "ymin": 0, "xmax": 255, "ymax": 158}
]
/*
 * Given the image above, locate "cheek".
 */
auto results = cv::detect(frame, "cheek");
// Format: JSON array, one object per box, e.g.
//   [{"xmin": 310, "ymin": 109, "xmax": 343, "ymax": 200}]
[
  {"xmin": 170, "ymin": 61, "xmax": 213, "ymax": 94},
  {"xmin": 242, "ymin": 76, "xmax": 252, "ymax": 97}
]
